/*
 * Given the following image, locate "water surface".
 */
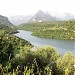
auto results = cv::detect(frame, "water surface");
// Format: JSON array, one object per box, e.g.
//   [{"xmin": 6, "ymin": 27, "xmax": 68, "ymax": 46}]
[{"xmin": 14, "ymin": 30, "xmax": 75, "ymax": 55}]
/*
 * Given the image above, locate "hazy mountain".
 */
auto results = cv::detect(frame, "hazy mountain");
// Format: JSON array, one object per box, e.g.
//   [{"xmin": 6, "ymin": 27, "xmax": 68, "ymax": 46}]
[
  {"xmin": 0, "ymin": 15, "xmax": 14, "ymax": 27},
  {"xmin": 8, "ymin": 15, "xmax": 32, "ymax": 25},
  {"xmin": 8, "ymin": 10, "xmax": 75, "ymax": 25},
  {"xmin": 64, "ymin": 13, "xmax": 74, "ymax": 20},
  {"xmin": 28, "ymin": 10, "xmax": 57, "ymax": 23},
  {"xmin": 70, "ymin": 18, "xmax": 75, "ymax": 21},
  {"xmin": 56, "ymin": 13, "xmax": 74, "ymax": 20}
]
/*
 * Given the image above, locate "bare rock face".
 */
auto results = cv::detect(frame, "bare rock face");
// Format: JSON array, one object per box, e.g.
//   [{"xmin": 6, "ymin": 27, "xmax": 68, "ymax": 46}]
[{"xmin": 28, "ymin": 10, "xmax": 57, "ymax": 23}]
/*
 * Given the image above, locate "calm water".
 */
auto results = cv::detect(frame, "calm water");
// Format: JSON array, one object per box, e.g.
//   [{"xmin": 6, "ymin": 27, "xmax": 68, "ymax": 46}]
[{"xmin": 14, "ymin": 30, "xmax": 75, "ymax": 55}]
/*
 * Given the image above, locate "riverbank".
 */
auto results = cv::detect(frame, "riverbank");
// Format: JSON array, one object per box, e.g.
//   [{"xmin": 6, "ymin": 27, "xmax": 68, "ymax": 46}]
[
  {"xmin": 14, "ymin": 30, "xmax": 75, "ymax": 55},
  {"xmin": 17, "ymin": 20, "xmax": 75, "ymax": 40}
]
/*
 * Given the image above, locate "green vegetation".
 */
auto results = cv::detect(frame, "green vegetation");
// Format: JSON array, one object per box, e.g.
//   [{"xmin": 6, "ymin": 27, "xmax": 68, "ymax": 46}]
[
  {"xmin": 0, "ymin": 15, "xmax": 14, "ymax": 27},
  {"xmin": 0, "ymin": 23, "xmax": 32, "ymax": 75},
  {"xmin": 18, "ymin": 20, "xmax": 75, "ymax": 39},
  {"xmin": 0, "ymin": 40, "xmax": 75, "ymax": 75},
  {"xmin": 0, "ymin": 22, "xmax": 19, "ymax": 34},
  {"xmin": 0, "ymin": 22, "xmax": 75, "ymax": 75}
]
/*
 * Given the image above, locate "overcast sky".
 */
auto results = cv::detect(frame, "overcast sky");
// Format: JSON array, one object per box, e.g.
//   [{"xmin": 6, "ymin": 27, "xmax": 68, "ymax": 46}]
[{"xmin": 0, "ymin": 0, "xmax": 75, "ymax": 17}]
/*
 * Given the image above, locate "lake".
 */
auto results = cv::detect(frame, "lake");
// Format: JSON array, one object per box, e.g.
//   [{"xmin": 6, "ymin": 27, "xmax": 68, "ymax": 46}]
[{"xmin": 14, "ymin": 30, "xmax": 75, "ymax": 55}]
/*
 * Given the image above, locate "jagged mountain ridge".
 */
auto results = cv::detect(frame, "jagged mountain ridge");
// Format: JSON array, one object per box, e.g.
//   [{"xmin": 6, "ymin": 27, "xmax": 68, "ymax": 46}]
[
  {"xmin": 8, "ymin": 10, "xmax": 75, "ymax": 25},
  {"xmin": 0, "ymin": 15, "xmax": 14, "ymax": 27},
  {"xmin": 28, "ymin": 10, "xmax": 57, "ymax": 23},
  {"xmin": 8, "ymin": 10, "xmax": 57, "ymax": 25}
]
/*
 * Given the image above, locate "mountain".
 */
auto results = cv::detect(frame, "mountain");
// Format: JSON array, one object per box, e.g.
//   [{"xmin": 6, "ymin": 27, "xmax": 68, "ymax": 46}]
[
  {"xmin": 28, "ymin": 10, "xmax": 57, "ymax": 23},
  {"xmin": 8, "ymin": 10, "xmax": 75, "ymax": 25},
  {"xmin": 0, "ymin": 15, "xmax": 14, "ymax": 27},
  {"xmin": 56, "ymin": 13, "xmax": 74, "ymax": 20},
  {"xmin": 70, "ymin": 18, "xmax": 75, "ymax": 21},
  {"xmin": 8, "ymin": 15, "xmax": 31, "ymax": 25},
  {"xmin": 64, "ymin": 13, "xmax": 74, "ymax": 20}
]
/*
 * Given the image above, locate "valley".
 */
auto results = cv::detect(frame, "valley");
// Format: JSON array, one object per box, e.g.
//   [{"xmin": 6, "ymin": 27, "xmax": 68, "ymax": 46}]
[
  {"xmin": 0, "ymin": 0, "xmax": 75, "ymax": 74},
  {"xmin": 0, "ymin": 12, "xmax": 75, "ymax": 75},
  {"xmin": 14, "ymin": 30, "xmax": 75, "ymax": 55}
]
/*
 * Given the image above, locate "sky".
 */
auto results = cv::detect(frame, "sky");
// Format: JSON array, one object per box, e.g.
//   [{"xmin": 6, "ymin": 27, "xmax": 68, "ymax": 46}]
[{"xmin": 0, "ymin": 0, "xmax": 75, "ymax": 17}]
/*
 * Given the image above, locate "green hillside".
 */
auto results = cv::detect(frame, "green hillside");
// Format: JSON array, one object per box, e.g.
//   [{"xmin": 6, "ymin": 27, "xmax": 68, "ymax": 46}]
[
  {"xmin": 0, "ymin": 22, "xmax": 19, "ymax": 34},
  {"xmin": 0, "ymin": 15, "xmax": 14, "ymax": 27},
  {"xmin": 0, "ymin": 21, "xmax": 75, "ymax": 75},
  {"xmin": 18, "ymin": 20, "xmax": 75, "ymax": 39}
]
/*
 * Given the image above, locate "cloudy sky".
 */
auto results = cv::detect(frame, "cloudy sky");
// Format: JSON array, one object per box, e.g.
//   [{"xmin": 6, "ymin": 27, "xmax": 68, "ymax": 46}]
[{"xmin": 0, "ymin": 0, "xmax": 75, "ymax": 17}]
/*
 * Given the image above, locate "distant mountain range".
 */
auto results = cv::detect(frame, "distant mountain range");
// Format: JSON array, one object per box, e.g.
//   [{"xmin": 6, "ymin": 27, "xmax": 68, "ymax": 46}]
[
  {"xmin": 59, "ymin": 13, "xmax": 74, "ymax": 20},
  {"xmin": 8, "ymin": 10, "xmax": 74, "ymax": 25},
  {"xmin": 28, "ymin": 10, "xmax": 57, "ymax": 23},
  {"xmin": 8, "ymin": 10, "xmax": 58, "ymax": 25},
  {"xmin": 0, "ymin": 15, "xmax": 13, "ymax": 27},
  {"xmin": 8, "ymin": 15, "xmax": 31, "ymax": 25},
  {"xmin": 70, "ymin": 18, "xmax": 75, "ymax": 21}
]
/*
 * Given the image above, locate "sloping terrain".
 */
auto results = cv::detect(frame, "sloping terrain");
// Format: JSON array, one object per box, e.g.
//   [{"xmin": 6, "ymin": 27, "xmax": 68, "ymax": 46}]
[
  {"xmin": 28, "ymin": 10, "xmax": 57, "ymax": 23},
  {"xmin": 18, "ymin": 20, "xmax": 75, "ymax": 39},
  {"xmin": 0, "ymin": 15, "xmax": 14, "ymax": 27}
]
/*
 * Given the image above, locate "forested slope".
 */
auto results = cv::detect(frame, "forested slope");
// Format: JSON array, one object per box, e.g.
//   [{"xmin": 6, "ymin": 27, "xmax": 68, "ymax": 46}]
[
  {"xmin": 0, "ymin": 22, "xmax": 75, "ymax": 75},
  {"xmin": 18, "ymin": 20, "xmax": 75, "ymax": 39}
]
